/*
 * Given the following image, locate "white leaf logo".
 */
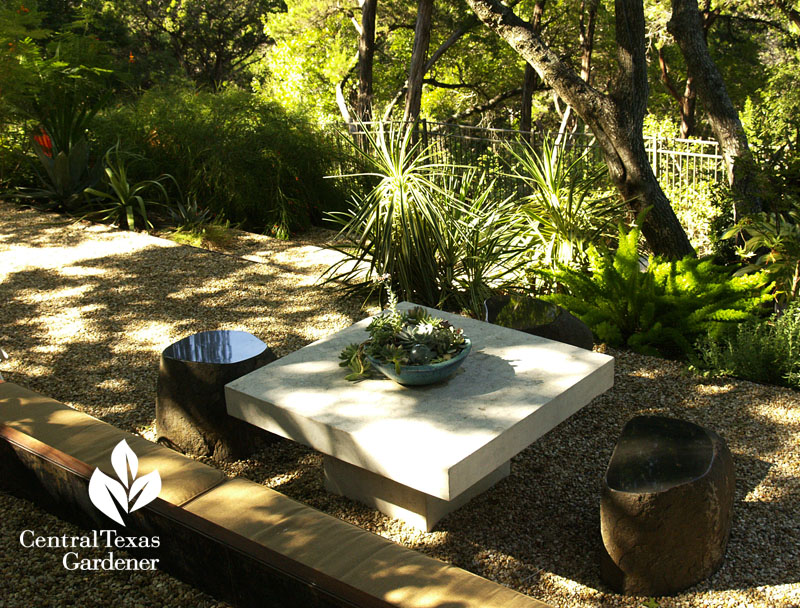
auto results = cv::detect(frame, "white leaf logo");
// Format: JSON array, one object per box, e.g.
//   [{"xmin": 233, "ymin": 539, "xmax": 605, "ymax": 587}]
[
  {"xmin": 111, "ymin": 438, "xmax": 138, "ymax": 488},
  {"xmin": 88, "ymin": 469, "xmax": 127, "ymax": 525},
  {"xmin": 88, "ymin": 439, "xmax": 162, "ymax": 525},
  {"xmin": 129, "ymin": 470, "xmax": 161, "ymax": 512}
]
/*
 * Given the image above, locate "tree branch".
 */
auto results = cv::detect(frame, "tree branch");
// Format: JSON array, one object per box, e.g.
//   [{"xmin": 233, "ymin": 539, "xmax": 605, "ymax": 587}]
[
  {"xmin": 657, "ymin": 46, "xmax": 682, "ymax": 103},
  {"xmin": 444, "ymin": 86, "xmax": 524, "ymax": 122}
]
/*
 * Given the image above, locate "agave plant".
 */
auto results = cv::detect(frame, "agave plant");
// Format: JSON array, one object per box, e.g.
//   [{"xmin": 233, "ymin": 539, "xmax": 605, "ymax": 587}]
[
  {"xmin": 506, "ymin": 138, "xmax": 624, "ymax": 272},
  {"xmin": 84, "ymin": 143, "xmax": 175, "ymax": 231},
  {"xmin": 17, "ymin": 129, "xmax": 102, "ymax": 211}
]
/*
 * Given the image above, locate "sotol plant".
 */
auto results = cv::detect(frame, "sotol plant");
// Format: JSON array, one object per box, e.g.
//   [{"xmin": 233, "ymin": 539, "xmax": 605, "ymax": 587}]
[{"xmin": 324, "ymin": 123, "xmax": 528, "ymax": 316}]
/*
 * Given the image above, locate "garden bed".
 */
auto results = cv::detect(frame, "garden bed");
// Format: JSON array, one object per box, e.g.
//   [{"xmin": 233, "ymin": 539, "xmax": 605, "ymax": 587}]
[{"xmin": 1, "ymin": 201, "xmax": 798, "ymax": 608}]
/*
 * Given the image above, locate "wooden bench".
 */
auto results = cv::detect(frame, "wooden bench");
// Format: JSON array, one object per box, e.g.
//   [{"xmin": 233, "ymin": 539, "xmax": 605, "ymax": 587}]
[{"xmin": 0, "ymin": 382, "xmax": 550, "ymax": 608}]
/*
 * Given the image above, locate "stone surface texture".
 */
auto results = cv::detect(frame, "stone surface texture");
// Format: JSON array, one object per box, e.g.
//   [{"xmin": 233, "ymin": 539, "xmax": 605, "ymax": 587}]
[
  {"xmin": 600, "ymin": 416, "xmax": 736, "ymax": 596},
  {"xmin": 1, "ymin": 202, "xmax": 798, "ymax": 608},
  {"xmin": 157, "ymin": 330, "xmax": 278, "ymax": 461}
]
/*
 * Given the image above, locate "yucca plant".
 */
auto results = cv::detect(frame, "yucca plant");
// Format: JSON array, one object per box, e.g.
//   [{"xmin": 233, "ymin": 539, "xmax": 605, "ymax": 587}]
[
  {"xmin": 506, "ymin": 138, "xmax": 623, "ymax": 271},
  {"xmin": 326, "ymin": 123, "xmax": 451, "ymax": 304},
  {"xmin": 444, "ymin": 168, "xmax": 530, "ymax": 315},
  {"xmin": 84, "ymin": 143, "xmax": 174, "ymax": 231},
  {"xmin": 324, "ymin": 123, "xmax": 528, "ymax": 316}
]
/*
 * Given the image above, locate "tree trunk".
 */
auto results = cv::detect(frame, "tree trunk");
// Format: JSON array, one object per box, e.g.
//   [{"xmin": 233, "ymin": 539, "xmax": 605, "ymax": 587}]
[
  {"xmin": 668, "ymin": 0, "xmax": 763, "ymax": 218},
  {"xmin": 357, "ymin": 0, "xmax": 378, "ymax": 123},
  {"xmin": 657, "ymin": 5, "xmax": 717, "ymax": 139},
  {"xmin": 384, "ymin": 16, "xmax": 479, "ymax": 120},
  {"xmin": 520, "ymin": 65, "xmax": 537, "ymax": 136},
  {"xmin": 466, "ymin": 0, "xmax": 695, "ymax": 259},
  {"xmin": 404, "ymin": 0, "xmax": 434, "ymax": 123},
  {"xmin": 520, "ymin": 0, "xmax": 545, "ymax": 138},
  {"xmin": 579, "ymin": 0, "xmax": 599, "ymax": 83}
]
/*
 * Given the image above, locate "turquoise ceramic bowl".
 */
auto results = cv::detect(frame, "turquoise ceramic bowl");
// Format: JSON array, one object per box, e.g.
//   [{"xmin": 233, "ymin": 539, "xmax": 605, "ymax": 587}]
[{"xmin": 366, "ymin": 338, "xmax": 472, "ymax": 386}]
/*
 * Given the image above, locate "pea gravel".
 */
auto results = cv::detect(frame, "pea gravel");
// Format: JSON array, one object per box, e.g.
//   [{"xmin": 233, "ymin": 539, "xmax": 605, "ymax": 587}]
[{"xmin": 1, "ymin": 201, "xmax": 798, "ymax": 608}]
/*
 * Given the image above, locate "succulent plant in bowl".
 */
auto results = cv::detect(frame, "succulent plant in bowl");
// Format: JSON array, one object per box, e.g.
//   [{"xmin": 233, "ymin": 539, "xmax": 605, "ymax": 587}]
[{"xmin": 339, "ymin": 304, "xmax": 470, "ymax": 385}]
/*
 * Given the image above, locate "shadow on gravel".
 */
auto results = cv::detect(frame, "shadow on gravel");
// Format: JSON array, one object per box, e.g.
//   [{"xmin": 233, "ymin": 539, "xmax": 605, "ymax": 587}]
[
  {"xmin": 0, "ymin": 209, "xmax": 364, "ymax": 435},
  {"xmin": 2, "ymin": 203, "xmax": 798, "ymax": 607}
]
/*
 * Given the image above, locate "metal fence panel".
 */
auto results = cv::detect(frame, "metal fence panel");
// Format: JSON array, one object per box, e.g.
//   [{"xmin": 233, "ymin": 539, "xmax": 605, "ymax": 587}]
[{"xmin": 334, "ymin": 121, "xmax": 725, "ymax": 208}]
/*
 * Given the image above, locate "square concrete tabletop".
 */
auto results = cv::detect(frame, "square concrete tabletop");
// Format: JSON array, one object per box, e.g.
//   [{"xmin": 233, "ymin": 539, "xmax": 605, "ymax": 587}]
[{"xmin": 226, "ymin": 303, "xmax": 614, "ymax": 502}]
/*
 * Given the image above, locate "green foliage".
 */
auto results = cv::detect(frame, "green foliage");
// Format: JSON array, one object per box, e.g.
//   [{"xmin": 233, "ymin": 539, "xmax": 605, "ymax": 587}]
[
  {"xmin": 84, "ymin": 142, "xmax": 173, "ymax": 230},
  {"xmin": 339, "ymin": 291, "xmax": 468, "ymax": 382},
  {"xmin": 541, "ymin": 217, "xmax": 773, "ymax": 358},
  {"xmin": 507, "ymin": 138, "xmax": 623, "ymax": 271},
  {"xmin": 724, "ymin": 200, "xmax": 800, "ymax": 304},
  {"xmin": 91, "ymin": 85, "xmax": 344, "ymax": 236},
  {"xmin": 0, "ymin": 0, "xmax": 50, "ymax": 128},
  {"xmin": 696, "ymin": 301, "xmax": 800, "ymax": 389},
  {"xmin": 113, "ymin": 0, "xmax": 286, "ymax": 88},
  {"xmin": 167, "ymin": 192, "xmax": 234, "ymax": 248},
  {"xmin": 169, "ymin": 223, "xmax": 232, "ymax": 249},
  {"xmin": 324, "ymin": 123, "xmax": 529, "ymax": 317}
]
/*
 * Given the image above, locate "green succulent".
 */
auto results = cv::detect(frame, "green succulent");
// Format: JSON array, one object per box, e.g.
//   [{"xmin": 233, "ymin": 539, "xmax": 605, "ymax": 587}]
[{"xmin": 339, "ymin": 296, "xmax": 468, "ymax": 382}]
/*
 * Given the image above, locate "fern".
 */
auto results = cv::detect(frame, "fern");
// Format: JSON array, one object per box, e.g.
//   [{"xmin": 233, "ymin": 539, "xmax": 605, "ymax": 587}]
[{"xmin": 539, "ymin": 221, "xmax": 774, "ymax": 358}]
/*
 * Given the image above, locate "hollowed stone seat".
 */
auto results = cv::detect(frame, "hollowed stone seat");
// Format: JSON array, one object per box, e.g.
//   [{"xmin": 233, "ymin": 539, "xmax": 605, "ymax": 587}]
[{"xmin": 600, "ymin": 416, "xmax": 735, "ymax": 596}]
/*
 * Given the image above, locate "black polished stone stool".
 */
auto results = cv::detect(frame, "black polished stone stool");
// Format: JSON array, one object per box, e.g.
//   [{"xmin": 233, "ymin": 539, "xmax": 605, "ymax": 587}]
[
  {"xmin": 600, "ymin": 416, "xmax": 735, "ymax": 596},
  {"xmin": 156, "ymin": 330, "xmax": 277, "ymax": 461}
]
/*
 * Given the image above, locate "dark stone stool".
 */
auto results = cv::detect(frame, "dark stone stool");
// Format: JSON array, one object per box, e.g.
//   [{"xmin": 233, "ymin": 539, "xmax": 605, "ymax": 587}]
[
  {"xmin": 156, "ymin": 330, "xmax": 277, "ymax": 461},
  {"xmin": 484, "ymin": 295, "xmax": 593, "ymax": 350},
  {"xmin": 600, "ymin": 416, "xmax": 735, "ymax": 596}
]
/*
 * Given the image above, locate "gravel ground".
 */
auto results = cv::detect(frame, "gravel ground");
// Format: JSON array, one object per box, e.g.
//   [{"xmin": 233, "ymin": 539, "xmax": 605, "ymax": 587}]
[{"xmin": 1, "ymin": 201, "xmax": 798, "ymax": 608}]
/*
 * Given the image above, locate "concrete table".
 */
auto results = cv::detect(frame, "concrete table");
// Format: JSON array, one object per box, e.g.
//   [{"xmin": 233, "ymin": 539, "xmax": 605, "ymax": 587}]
[{"xmin": 225, "ymin": 303, "xmax": 614, "ymax": 531}]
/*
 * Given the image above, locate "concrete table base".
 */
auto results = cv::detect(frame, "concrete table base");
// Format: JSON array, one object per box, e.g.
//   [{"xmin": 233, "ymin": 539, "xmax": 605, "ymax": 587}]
[{"xmin": 323, "ymin": 456, "xmax": 511, "ymax": 532}]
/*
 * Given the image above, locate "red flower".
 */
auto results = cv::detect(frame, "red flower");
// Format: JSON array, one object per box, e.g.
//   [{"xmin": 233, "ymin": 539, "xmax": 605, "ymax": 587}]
[
  {"xmin": 33, "ymin": 130, "xmax": 52, "ymax": 157},
  {"xmin": 128, "ymin": 51, "xmax": 135, "ymax": 63}
]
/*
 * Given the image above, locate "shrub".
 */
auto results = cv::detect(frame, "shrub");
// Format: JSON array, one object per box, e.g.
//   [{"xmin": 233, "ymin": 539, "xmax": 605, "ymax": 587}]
[
  {"xmin": 91, "ymin": 85, "xmax": 346, "ymax": 236},
  {"xmin": 541, "ymin": 217, "xmax": 774, "ymax": 358},
  {"xmin": 324, "ymin": 124, "xmax": 529, "ymax": 317},
  {"xmin": 696, "ymin": 301, "xmax": 800, "ymax": 388}
]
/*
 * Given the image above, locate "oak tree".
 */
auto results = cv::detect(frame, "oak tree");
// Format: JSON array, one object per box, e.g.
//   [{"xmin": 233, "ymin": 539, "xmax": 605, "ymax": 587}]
[{"xmin": 465, "ymin": 0, "xmax": 695, "ymax": 258}]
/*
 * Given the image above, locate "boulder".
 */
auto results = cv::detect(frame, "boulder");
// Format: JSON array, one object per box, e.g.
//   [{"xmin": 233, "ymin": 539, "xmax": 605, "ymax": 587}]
[{"xmin": 484, "ymin": 295, "xmax": 593, "ymax": 350}]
